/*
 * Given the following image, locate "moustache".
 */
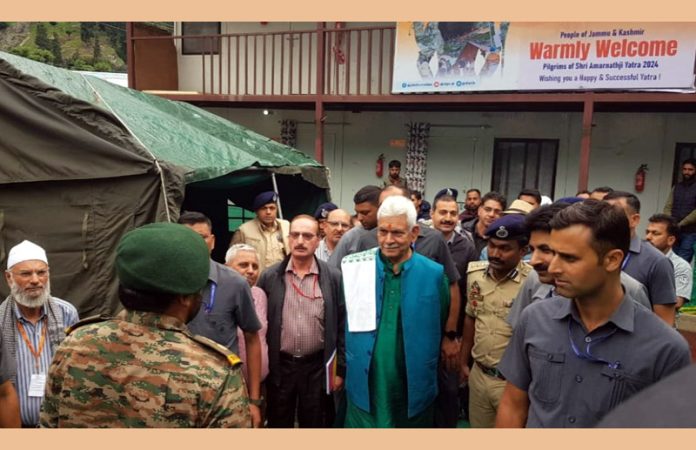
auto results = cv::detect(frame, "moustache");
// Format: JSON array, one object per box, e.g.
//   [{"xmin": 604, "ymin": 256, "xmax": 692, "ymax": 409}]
[
  {"xmin": 488, "ymin": 257, "xmax": 503, "ymax": 265},
  {"xmin": 533, "ymin": 264, "xmax": 549, "ymax": 272},
  {"xmin": 293, "ymin": 245, "xmax": 308, "ymax": 251},
  {"xmin": 440, "ymin": 221, "xmax": 455, "ymax": 226}
]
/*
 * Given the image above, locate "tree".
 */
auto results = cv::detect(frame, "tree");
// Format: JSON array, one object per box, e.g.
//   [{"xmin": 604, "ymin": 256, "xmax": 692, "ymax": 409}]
[
  {"xmin": 80, "ymin": 22, "xmax": 96, "ymax": 42},
  {"xmin": 92, "ymin": 34, "xmax": 101, "ymax": 64},
  {"xmin": 51, "ymin": 33, "xmax": 63, "ymax": 66},
  {"xmin": 35, "ymin": 23, "xmax": 50, "ymax": 50}
]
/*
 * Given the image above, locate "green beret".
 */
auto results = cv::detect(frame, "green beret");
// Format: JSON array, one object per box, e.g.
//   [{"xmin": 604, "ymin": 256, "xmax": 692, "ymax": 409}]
[{"xmin": 116, "ymin": 222, "xmax": 210, "ymax": 295}]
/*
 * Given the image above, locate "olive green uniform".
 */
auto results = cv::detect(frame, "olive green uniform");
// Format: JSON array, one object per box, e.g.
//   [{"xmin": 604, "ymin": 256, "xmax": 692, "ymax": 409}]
[
  {"xmin": 40, "ymin": 310, "xmax": 251, "ymax": 428},
  {"xmin": 465, "ymin": 260, "xmax": 531, "ymax": 428}
]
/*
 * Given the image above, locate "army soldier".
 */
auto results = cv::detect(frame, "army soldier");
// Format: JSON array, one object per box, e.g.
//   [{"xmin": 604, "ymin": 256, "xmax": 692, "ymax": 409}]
[
  {"xmin": 40, "ymin": 223, "xmax": 251, "ymax": 428},
  {"xmin": 459, "ymin": 215, "xmax": 531, "ymax": 428}
]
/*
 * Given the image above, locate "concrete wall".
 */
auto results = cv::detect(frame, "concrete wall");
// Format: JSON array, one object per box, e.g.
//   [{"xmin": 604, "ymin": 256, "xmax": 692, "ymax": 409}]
[{"xmin": 207, "ymin": 107, "xmax": 695, "ymax": 235}]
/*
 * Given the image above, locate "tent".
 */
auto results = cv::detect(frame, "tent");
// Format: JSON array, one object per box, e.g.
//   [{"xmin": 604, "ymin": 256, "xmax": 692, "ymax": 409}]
[{"xmin": 0, "ymin": 51, "xmax": 330, "ymax": 316}]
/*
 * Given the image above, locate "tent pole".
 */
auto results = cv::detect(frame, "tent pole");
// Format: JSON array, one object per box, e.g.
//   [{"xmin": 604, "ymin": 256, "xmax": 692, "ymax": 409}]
[{"xmin": 271, "ymin": 172, "xmax": 284, "ymax": 220}]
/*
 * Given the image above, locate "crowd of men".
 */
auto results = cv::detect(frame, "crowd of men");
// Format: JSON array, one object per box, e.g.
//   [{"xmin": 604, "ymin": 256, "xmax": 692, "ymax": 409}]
[{"xmin": 0, "ymin": 158, "xmax": 694, "ymax": 428}]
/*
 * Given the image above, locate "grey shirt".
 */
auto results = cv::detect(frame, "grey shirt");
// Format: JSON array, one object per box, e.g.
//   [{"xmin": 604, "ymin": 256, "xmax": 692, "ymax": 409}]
[
  {"xmin": 328, "ymin": 226, "xmax": 368, "ymax": 268},
  {"xmin": 623, "ymin": 235, "xmax": 676, "ymax": 306},
  {"xmin": 666, "ymin": 250, "xmax": 693, "ymax": 301},
  {"xmin": 499, "ymin": 294, "xmax": 691, "ymax": 428},
  {"xmin": 0, "ymin": 333, "xmax": 15, "ymax": 385},
  {"xmin": 188, "ymin": 260, "xmax": 262, "ymax": 354},
  {"xmin": 507, "ymin": 271, "xmax": 652, "ymax": 330}
]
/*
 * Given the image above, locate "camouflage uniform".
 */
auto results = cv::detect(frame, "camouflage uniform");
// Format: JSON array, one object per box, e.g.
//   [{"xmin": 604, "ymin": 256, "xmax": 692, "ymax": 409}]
[
  {"xmin": 40, "ymin": 309, "xmax": 251, "ymax": 428},
  {"xmin": 413, "ymin": 22, "xmax": 444, "ymax": 78}
]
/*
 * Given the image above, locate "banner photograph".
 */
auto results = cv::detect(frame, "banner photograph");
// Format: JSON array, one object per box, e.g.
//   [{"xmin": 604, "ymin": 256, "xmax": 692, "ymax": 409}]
[{"xmin": 392, "ymin": 22, "xmax": 696, "ymax": 93}]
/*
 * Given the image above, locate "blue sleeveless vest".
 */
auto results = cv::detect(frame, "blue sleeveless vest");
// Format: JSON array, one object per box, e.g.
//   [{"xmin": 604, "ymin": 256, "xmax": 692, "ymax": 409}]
[{"xmin": 345, "ymin": 251, "xmax": 446, "ymax": 418}]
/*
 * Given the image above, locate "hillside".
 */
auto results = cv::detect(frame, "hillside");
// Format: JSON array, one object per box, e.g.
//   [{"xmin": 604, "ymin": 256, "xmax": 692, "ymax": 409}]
[{"xmin": 0, "ymin": 22, "xmax": 127, "ymax": 72}]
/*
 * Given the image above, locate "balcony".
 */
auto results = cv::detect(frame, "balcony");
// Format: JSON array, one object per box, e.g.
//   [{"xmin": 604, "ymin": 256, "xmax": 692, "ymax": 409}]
[{"xmin": 129, "ymin": 24, "xmax": 398, "ymax": 103}]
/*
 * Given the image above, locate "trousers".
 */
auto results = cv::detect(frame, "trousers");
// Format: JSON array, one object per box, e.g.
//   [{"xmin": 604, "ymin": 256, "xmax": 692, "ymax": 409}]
[{"xmin": 266, "ymin": 352, "xmax": 334, "ymax": 428}]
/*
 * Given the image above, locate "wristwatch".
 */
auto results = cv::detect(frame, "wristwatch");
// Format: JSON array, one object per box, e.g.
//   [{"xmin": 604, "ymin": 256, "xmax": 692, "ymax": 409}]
[
  {"xmin": 249, "ymin": 397, "xmax": 264, "ymax": 407},
  {"xmin": 443, "ymin": 330, "xmax": 460, "ymax": 341}
]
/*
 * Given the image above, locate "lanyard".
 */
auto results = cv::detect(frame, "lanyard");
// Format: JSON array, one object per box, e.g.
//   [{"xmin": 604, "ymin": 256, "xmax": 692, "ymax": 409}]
[
  {"xmin": 567, "ymin": 320, "xmax": 621, "ymax": 370},
  {"xmin": 204, "ymin": 281, "xmax": 217, "ymax": 313},
  {"xmin": 621, "ymin": 252, "xmax": 632, "ymax": 270},
  {"xmin": 17, "ymin": 317, "xmax": 47, "ymax": 372},
  {"xmin": 287, "ymin": 272, "xmax": 320, "ymax": 300}
]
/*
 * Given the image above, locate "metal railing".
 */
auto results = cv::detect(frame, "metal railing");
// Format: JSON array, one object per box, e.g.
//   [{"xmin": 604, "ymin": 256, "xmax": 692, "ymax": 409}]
[{"xmin": 131, "ymin": 25, "xmax": 396, "ymax": 96}]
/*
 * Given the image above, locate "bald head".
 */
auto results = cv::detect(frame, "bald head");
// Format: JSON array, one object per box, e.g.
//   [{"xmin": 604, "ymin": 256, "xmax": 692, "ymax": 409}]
[
  {"xmin": 325, "ymin": 208, "xmax": 352, "ymax": 247},
  {"xmin": 379, "ymin": 185, "xmax": 409, "ymax": 205}
]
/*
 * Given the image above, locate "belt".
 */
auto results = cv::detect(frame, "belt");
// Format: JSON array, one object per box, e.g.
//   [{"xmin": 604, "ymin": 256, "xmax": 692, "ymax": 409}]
[
  {"xmin": 475, "ymin": 360, "xmax": 506, "ymax": 380},
  {"xmin": 279, "ymin": 351, "xmax": 323, "ymax": 364}
]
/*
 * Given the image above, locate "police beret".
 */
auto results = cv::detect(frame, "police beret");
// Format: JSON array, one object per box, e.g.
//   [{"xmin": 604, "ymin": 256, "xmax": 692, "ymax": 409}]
[
  {"xmin": 314, "ymin": 202, "xmax": 338, "ymax": 219},
  {"xmin": 485, "ymin": 214, "xmax": 529, "ymax": 240},
  {"xmin": 116, "ymin": 223, "xmax": 210, "ymax": 295},
  {"xmin": 252, "ymin": 191, "xmax": 279, "ymax": 211},
  {"xmin": 503, "ymin": 199, "xmax": 535, "ymax": 215},
  {"xmin": 555, "ymin": 196, "xmax": 584, "ymax": 205},
  {"xmin": 434, "ymin": 188, "xmax": 458, "ymax": 201}
]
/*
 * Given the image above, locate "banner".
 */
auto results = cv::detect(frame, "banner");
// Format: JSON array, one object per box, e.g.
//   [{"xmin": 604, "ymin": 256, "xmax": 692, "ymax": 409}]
[{"xmin": 392, "ymin": 22, "xmax": 696, "ymax": 93}]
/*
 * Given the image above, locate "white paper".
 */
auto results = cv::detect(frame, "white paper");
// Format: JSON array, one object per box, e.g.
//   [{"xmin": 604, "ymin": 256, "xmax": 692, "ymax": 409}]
[
  {"xmin": 28, "ymin": 373, "xmax": 46, "ymax": 397},
  {"xmin": 341, "ymin": 254, "xmax": 377, "ymax": 332}
]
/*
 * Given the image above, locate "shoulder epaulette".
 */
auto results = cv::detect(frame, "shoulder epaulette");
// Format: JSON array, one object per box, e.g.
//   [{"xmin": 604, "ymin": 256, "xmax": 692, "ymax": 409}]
[
  {"xmin": 189, "ymin": 334, "xmax": 242, "ymax": 367},
  {"xmin": 467, "ymin": 260, "xmax": 489, "ymax": 273},
  {"xmin": 519, "ymin": 262, "xmax": 533, "ymax": 275},
  {"xmin": 65, "ymin": 314, "xmax": 113, "ymax": 335}
]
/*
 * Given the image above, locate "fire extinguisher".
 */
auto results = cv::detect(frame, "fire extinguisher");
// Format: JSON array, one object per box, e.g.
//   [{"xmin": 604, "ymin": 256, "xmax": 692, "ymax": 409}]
[
  {"xmin": 376, "ymin": 154, "xmax": 385, "ymax": 178},
  {"xmin": 634, "ymin": 164, "xmax": 648, "ymax": 193}
]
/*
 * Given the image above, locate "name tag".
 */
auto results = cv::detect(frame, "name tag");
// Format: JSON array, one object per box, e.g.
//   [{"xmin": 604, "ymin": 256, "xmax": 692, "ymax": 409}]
[{"xmin": 28, "ymin": 373, "xmax": 46, "ymax": 397}]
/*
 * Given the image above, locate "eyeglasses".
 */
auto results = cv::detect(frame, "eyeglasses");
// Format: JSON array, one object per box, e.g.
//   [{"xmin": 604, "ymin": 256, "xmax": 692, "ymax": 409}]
[
  {"xmin": 10, "ymin": 269, "xmax": 49, "ymax": 280},
  {"xmin": 289, "ymin": 231, "xmax": 317, "ymax": 240},
  {"xmin": 482, "ymin": 206, "xmax": 502, "ymax": 215},
  {"xmin": 327, "ymin": 221, "xmax": 351, "ymax": 229}
]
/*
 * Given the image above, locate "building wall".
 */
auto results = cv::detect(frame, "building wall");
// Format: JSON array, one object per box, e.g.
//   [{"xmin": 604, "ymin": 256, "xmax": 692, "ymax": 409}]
[{"xmin": 208, "ymin": 107, "xmax": 695, "ymax": 235}]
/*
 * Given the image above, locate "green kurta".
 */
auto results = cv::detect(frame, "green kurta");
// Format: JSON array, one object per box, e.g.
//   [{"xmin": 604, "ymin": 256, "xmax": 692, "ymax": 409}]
[{"xmin": 345, "ymin": 253, "xmax": 447, "ymax": 428}]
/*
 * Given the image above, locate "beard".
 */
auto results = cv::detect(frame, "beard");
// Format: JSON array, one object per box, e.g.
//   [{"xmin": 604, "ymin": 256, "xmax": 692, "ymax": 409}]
[{"xmin": 10, "ymin": 278, "xmax": 50, "ymax": 308}]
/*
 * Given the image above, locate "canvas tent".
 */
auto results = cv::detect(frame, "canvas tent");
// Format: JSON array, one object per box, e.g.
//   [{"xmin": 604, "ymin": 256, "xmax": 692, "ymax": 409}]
[{"xmin": 0, "ymin": 51, "xmax": 330, "ymax": 316}]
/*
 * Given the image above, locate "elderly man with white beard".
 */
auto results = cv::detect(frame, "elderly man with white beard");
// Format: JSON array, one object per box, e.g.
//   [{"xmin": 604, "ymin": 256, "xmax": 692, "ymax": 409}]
[{"xmin": 0, "ymin": 240, "xmax": 79, "ymax": 427}]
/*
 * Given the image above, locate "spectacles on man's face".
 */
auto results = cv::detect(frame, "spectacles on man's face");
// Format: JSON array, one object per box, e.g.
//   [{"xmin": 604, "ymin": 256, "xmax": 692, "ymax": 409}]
[
  {"xmin": 289, "ymin": 231, "xmax": 317, "ymax": 240},
  {"xmin": 327, "ymin": 221, "xmax": 351, "ymax": 229}
]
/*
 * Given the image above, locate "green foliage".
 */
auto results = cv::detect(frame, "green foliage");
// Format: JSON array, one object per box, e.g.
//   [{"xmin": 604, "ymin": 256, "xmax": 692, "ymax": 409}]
[
  {"xmin": 93, "ymin": 61, "xmax": 111, "ymax": 72},
  {"xmin": 2, "ymin": 22, "xmax": 126, "ymax": 71},
  {"xmin": 51, "ymin": 33, "xmax": 63, "ymax": 65},
  {"xmin": 10, "ymin": 46, "xmax": 54, "ymax": 63},
  {"xmin": 92, "ymin": 33, "xmax": 101, "ymax": 63}
]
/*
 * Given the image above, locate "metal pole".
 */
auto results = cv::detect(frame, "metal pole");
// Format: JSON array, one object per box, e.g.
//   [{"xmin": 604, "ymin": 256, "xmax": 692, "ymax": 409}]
[
  {"xmin": 271, "ymin": 172, "xmax": 283, "ymax": 220},
  {"xmin": 578, "ymin": 94, "xmax": 594, "ymax": 192}
]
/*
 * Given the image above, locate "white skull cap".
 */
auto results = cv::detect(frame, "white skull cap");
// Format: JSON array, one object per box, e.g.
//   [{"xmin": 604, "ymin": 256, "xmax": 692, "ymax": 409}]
[{"xmin": 7, "ymin": 240, "xmax": 48, "ymax": 269}]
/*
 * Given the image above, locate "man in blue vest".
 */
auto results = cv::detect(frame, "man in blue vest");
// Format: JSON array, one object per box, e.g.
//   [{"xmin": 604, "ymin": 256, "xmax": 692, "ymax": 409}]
[
  {"xmin": 342, "ymin": 195, "xmax": 450, "ymax": 427},
  {"xmin": 664, "ymin": 158, "xmax": 696, "ymax": 265}
]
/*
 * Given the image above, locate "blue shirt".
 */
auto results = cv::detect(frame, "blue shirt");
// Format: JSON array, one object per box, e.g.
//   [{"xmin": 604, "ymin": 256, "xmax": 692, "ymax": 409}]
[{"xmin": 15, "ymin": 298, "xmax": 79, "ymax": 426}]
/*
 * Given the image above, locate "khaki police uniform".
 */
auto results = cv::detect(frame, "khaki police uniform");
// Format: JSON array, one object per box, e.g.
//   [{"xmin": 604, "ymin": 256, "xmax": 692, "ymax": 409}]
[
  {"xmin": 231, "ymin": 218, "xmax": 290, "ymax": 273},
  {"xmin": 465, "ymin": 260, "xmax": 531, "ymax": 428}
]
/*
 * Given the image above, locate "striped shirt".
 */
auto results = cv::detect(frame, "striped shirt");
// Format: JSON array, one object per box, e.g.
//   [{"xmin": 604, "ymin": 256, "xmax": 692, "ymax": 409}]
[
  {"xmin": 14, "ymin": 298, "xmax": 79, "ymax": 426},
  {"xmin": 280, "ymin": 259, "xmax": 325, "ymax": 356}
]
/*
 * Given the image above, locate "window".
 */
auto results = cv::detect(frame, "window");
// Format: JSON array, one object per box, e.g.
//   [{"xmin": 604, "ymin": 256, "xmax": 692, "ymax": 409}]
[
  {"xmin": 673, "ymin": 143, "xmax": 696, "ymax": 185},
  {"xmin": 228, "ymin": 203, "xmax": 255, "ymax": 232},
  {"xmin": 181, "ymin": 22, "xmax": 221, "ymax": 55},
  {"xmin": 491, "ymin": 138, "xmax": 559, "ymax": 202}
]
